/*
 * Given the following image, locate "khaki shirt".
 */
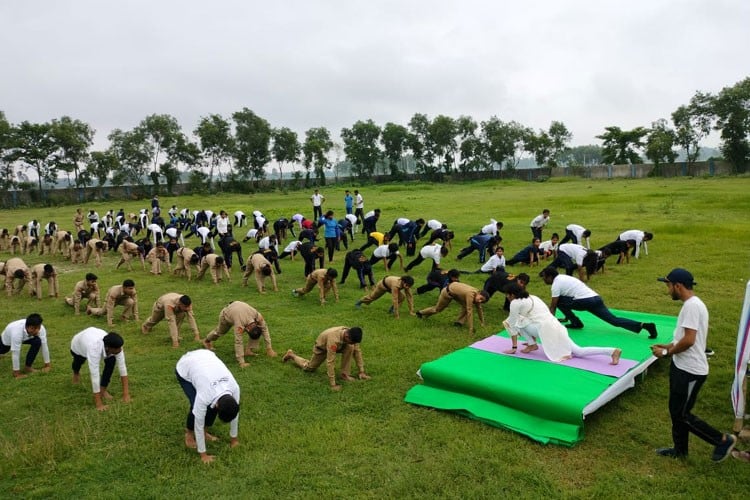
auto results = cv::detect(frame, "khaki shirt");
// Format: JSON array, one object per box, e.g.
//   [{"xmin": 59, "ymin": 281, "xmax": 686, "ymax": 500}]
[
  {"xmin": 155, "ymin": 292, "xmax": 200, "ymax": 339},
  {"xmin": 313, "ymin": 326, "xmax": 364, "ymax": 382},
  {"xmin": 5, "ymin": 257, "xmax": 30, "ymax": 296},
  {"xmin": 30, "ymin": 263, "xmax": 58, "ymax": 299},
  {"xmin": 382, "ymin": 276, "xmax": 414, "ymax": 317},
  {"xmin": 445, "ymin": 282, "xmax": 484, "ymax": 333},
  {"xmin": 222, "ymin": 301, "xmax": 271, "ymax": 359},
  {"xmin": 308, "ymin": 268, "xmax": 339, "ymax": 303},
  {"xmin": 104, "ymin": 284, "xmax": 139, "ymax": 325},
  {"xmin": 68, "ymin": 279, "xmax": 99, "ymax": 314}
]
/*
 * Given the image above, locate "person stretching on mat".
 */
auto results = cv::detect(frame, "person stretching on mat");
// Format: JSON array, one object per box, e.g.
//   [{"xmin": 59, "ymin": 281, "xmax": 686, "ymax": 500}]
[{"xmin": 501, "ymin": 283, "xmax": 621, "ymax": 365}]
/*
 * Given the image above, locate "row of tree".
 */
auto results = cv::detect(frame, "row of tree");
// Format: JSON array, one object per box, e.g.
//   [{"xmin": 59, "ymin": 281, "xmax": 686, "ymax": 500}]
[{"xmin": 1, "ymin": 77, "xmax": 747, "ymax": 196}]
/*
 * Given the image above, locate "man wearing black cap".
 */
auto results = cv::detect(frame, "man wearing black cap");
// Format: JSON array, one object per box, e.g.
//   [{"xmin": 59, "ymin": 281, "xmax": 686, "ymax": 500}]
[{"xmin": 651, "ymin": 268, "xmax": 737, "ymax": 461}]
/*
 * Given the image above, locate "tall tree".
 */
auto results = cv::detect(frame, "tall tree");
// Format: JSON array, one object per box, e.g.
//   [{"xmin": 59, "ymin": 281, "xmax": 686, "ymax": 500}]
[
  {"xmin": 302, "ymin": 127, "xmax": 333, "ymax": 185},
  {"xmin": 407, "ymin": 113, "xmax": 434, "ymax": 175},
  {"xmin": 107, "ymin": 128, "xmax": 150, "ymax": 186},
  {"xmin": 711, "ymin": 77, "xmax": 750, "ymax": 173},
  {"xmin": 455, "ymin": 115, "xmax": 482, "ymax": 172},
  {"xmin": 0, "ymin": 111, "xmax": 14, "ymax": 190},
  {"xmin": 86, "ymin": 150, "xmax": 118, "ymax": 189},
  {"xmin": 6, "ymin": 121, "xmax": 57, "ymax": 194},
  {"xmin": 597, "ymin": 126, "xmax": 648, "ymax": 164},
  {"xmin": 481, "ymin": 117, "xmax": 531, "ymax": 170},
  {"xmin": 50, "ymin": 116, "xmax": 94, "ymax": 187},
  {"xmin": 547, "ymin": 121, "xmax": 572, "ymax": 167},
  {"xmin": 564, "ymin": 145, "xmax": 603, "ymax": 166},
  {"xmin": 380, "ymin": 122, "xmax": 410, "ymax": 176},
  {"xmin": 137, "ymin": 114, "xmax": 186, "ymax": 189},
  {"xmin": 272, "ymin": 127, "xmax": 301, "ymax": 181},
  {"xmin": 645, "ymin": 119, "xmax": 678, "ymax": 173},
  {"xmin": 341, "ymin": 119, "xmax": 382, "ymax": 180},
  {"xmin": 194, "ymin": 114, "xmax": 235, "ymax": 189},
  {"xmin": 232, "ymin": 108, "xmax": 272, "ymax": 184},
  {"xmin": 428, "ymin": 115, "xmax": 457, "ymax": 173},
  {"xmin": 671, "ymin": 92, "xmax": 713, "ymax": 166}
]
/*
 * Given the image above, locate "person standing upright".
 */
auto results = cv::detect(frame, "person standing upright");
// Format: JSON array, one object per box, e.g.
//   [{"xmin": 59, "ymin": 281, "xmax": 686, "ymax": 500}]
[
  {"xmin": 529, "ymin": 209, "xmax": 550, "ymax": 240},
  {"xmin": 311, "ymin": 189, "xmax": 325, "ymax": 220},
  {"xmin": 651, "ymin": 268, "xmax": 736, "ymax": 461},
  {"xmin": 344, "ymin": 190, "xmax": 354, "ymax": 215}
]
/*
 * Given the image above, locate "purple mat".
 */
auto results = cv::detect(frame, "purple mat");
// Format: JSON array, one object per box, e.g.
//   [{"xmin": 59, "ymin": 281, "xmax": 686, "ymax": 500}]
[{"xmin": 470, "ymin": 335, "xmax": 638, "ymax": 378}]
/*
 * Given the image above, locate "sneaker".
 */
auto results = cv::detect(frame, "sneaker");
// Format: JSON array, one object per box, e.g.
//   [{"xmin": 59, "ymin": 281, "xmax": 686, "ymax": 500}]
[
  {"xmin": 388, "ymin": 306, "xmax": 394, "ymax": 314},
  {"xmin": 453, "ymin": 321, "xmax": 463, "ymax": 327},
  {"xmin": 711, "ymin": 434, "xmax": 737, "ymax": 462},
  {"xmin": 354, "ymin": 301, "xmax": 362, "ymax": 309},
  {"xmin": 567, "ymin": 322, "xmax": 584, "ymax": 330},
  {"xmin": 291, "ymin": 289, "xmax": 299, "ymax": 297},
  {"xmin": 643, "ymin": 322, "xmax": 658, "ymax": 339},
  {"xmin": 655, "ymin": 447, "xmax": 687, "ymax": 459},
  {"xmin": 415, "ymin": 311, "xmax": 423, "ymax": 319},
  {"xmin": 705, "ymin": 348, "xmax": 715, "ymax": 357}
]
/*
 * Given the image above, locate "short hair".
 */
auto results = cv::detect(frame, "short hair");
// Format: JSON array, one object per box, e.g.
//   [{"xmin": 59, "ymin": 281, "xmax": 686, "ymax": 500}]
[
  {"xmin": 505, "ymin": 283, "xmax": 529, "ymax": 298},
  {"xmin": 415, "ymin": 218, "xmax": 425, "ymax": 225},
  {"xmin": 214, "ymin": 256, "xmax": 224, "ymax": 265},
  {"xmin": 516, "ymin": 273, "xmax": 530, "ymax": 285},
  {"xmin": 85, "ymin": 273, "xmax": 98, "ymax": 281},
  {"xmin": 216, "ymin": 394, "xmax": 239, "ymax": 422},
  {"xmin": 95, "ymin": 241, "xmax": 106, "ymax": 249},
  {"xmin": 540, "ymin": 267, "xmax": 558, "ymax": 279},
  {"xmin": 313, "ymin": 246, "xmax": 324, "ymax": 256},
  {"xmin": 43, "ymin": 264, "xmax": 54, "ymax": 274},
  {"xmin": 387, "ymin": 243, "xmax": 399, "ymax": 253},
  {"xmin": 497, "ymin": 246, "xmax": 504, "ymax": 252},
  {"xmin": 103, "ymin": 332, "xmax": 124, "ymax": 349},
  {"xmin": 550, "ymin": 232, "xmax": 559, "ymax": 239},
  {"xmin": 123, "ymin": 279, "xmax": 135, "ymax": 288},
  {"xmin": 445, "ymin": 231, "xmax": 455, "ymax": 240},
  {"xmin": 248, "ymin": 325, "xmax": 263, "ymax": 340},
  {"xmin": 190, "ymin": 255, "xmax": 200, "ymax": 264},
  {"xmin": 447, "ymin": 269, "xmax": 461, "ymax": 280},
  {"xmin": 644, "ymin": 232, "xmax": 654, "ymax": 241},
  {"xmin": 25, "ymin": 313, "xmax": 43, "ymax": 328},
  {"xmin": 13, "ymin": 269, "xmax": 26, "ymax": 279},
  {"xmin": 582, "ymin": 230, "xmax": 592, "ymax": 237},
  {"xmin": 261, "ymin": 265, "xmax": 272, "ymax": 276},
  {"xmin": 440, "ymin": 246, "xmax": 449, "ymax": 256},
  {"xmin": 347, "ymin": 327, "xmax": 363, "ymax": 343},
  {"xmin": 542, "ymin": 209, "xmax": 550, "ymax": 215},
  {"xmin": 401, "ymin": 276, "xmax": 415, "ymax": 286},
  {"xmin": 326, "ymin": 268, "xmax": 338, "ymax": 279},
  {"xmin": 179, "ymin": 295, "xmax": 192, "ymax": 306},
  {"xmin": 478, "ymin": 290, "xmax": 490, "ymax": 301}
]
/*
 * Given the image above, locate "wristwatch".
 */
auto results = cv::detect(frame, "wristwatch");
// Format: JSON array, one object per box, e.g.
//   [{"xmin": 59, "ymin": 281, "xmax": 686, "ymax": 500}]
[{"xmin": 661, "ymin": 348, "xmax": 669, "ymax": 357}]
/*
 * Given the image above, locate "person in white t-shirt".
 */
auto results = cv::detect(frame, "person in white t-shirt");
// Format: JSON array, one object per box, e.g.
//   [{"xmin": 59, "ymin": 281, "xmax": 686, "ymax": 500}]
[
  {"xmin": 618, "ymin": 229, "xmax": 653, "ymax": 260},
  {"xmin": 70, "ymin": 328, "xmax": 129, "ymax": 411},
  {"xmin": 559, "ymin": 224, "xmax": 591, "ymax": 248},
  {"xmin": 650, "ymin": 268, "xmax": 736, "ymax": 461},
  {"xmin": 176, "ymin": 349, "xmax": 240, "ymax": 463},
  {"xmin": 540, "ymin": 267, "xmax": 657, "ymax": 338},
  {"xmin": 529, "ymin": 209, "xmax": 550, "ymax": 240},
  {"xmin": 311, "ymin": 189, "xmax": 325, "ymax": 220},
  {"xmin": 0, "ymin": 313, "xmax": 51, "ymax": 378}
]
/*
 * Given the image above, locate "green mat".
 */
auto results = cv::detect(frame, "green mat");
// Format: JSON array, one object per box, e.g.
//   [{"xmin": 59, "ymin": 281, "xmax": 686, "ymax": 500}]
[{"xmin": 404, "ymin": 309, "xmax": 677, "ymax": 446}]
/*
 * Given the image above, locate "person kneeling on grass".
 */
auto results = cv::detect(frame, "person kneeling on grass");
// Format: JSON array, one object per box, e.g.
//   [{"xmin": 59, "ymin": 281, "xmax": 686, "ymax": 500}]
[
  {"xmin": 176, "ymin": 349, "xmax": 240, "ymax": 464},
  {"xmin": 501, "ymin": 283, "xmax": 621, "ymax": 365},
  {"xmin": 70, "ymin": 328, "xmax": 130, "ymax": 411},
  {"xmin": 355, "ymin": 275, "xmax": 415, "ymax": 318},
  {"xmin": 282, "ymin": 326, "xmax": 370, "ymax": 391}
]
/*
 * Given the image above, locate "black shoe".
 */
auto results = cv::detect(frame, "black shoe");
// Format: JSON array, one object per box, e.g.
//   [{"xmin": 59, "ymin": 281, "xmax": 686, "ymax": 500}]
[
  {"xmin": 705, "ymin": 348, "xmax": 715, "ymax": 357},
  {"xmin": 415, "ymin": 311, "xmax": 423, "ymax": 319},
  {"xmin": 712, "ymin": 434, "xmax": 737, "ymax": 462},
  {"xmin": 656, "ymin": 447, "xmax": 687, "ymax": 459},
  {"xmin": 568, "ymin": 323, "xmax": 584, "ymax": 329},
  {"xmin": 643, "ymin": 322, "xmax": 658, "ymax": 339},
  {"xmin": 452, "ymin": 321, "xmax": 463, "ymax": 327}
]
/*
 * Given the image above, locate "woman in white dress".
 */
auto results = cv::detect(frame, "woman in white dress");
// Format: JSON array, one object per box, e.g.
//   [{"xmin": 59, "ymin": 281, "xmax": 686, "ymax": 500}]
[{"xmin": 501, "ymin": 283, "xmax": 621, "ymax": 365}]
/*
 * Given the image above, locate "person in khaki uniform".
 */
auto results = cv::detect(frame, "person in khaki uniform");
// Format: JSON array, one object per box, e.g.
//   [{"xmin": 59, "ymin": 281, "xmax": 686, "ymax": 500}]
[
  {"xmin": 65, "ymin": 273, "xmax": 100, "ymax": 314},
  {"xmin": 0, "ymin": 228, "xmax": 9, "ymax": 251},
  {"xmin": 116, "ymin": 237, "xmax": 144, "ymax": 271},
  {"xmin": 241, "ymin": 252, "xmax": 278, "ymax": 293},
  {"xmin": 416, "ymin": 282, "xmax": 488, "ymax": 334},
  {"xmin": 141, "ymin": 293, "xmax": 200, "ymax": 348},
  {"xmin": 22, "ymin": 236, "xmax": 38, "ymax": 255},
  {"xmin": 282, "ymin": 326, "xmax": 370, "ymax": 391},
  {"xmin": 87, "ymin": 279, "xmax": 139, "ymax": 327},
  {"xmin": 355, "ymin": 275, "xmax": 415, "ymax": 318},
  {"xmin": 197, "ymin": 254, "xmax": 230, "ymax": 284},
  {"xmin": 69, "ymin": 240, "xmax": 85, "ymax": 264},
  {"xmin": 14, "ymin": 224, "xmax": 27, "ymax": 239},
  {"xmin": 8, "ymin": 235, "xmax": 22, "ymax": 255},
  {"xmin": 29, "ymin": 263, "xmax": 59, "ymax": 300},
  {"xmin": 4, "ymin": 257, "xmax": 31, "ymax": 296},
  {"xmin": 146, "ymin": 242, "xmax": 170, "ymax": 275},
  {"xmin": 203, "ymin": 301, "xmax": 277, "ymax": 367},
  {"xmin": 55, "ymin": 230, "xmax": 72, "ymax": 257},
  {"xmin": 38, "ymin": 234, "xmax": 54, "ymax": 256},
  {"xmin": 173, "ymin": 246, "xmax": 199, "ymax": 280},
  {"xmin": 73, "ymin": 208, "xmax": 84, "ymax": 233},
  {"xmin": 292, "ymin": 268, "xmax": 339, "ymax": 305},
  {"xmin": 84, "ymin": 238, "xmax": 108, "ymax": 267}
]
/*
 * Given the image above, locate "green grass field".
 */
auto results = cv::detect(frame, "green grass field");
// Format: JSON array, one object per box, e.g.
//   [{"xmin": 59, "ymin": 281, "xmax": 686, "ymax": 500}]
[{"xmin": 2, "ymin": 176, "xmax": 750, "ymax": 499}]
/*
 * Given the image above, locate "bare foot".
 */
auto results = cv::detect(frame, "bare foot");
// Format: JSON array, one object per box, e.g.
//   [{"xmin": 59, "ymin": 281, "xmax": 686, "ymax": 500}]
[
  {"xmin": 203, "ymin": 340, "xmax": 214, "ymax": 350},
  {"xmin": 72, "ymin": 373, "xmax": 80, "ymax": 384},
  {"xmin": 101, "ymin": 391, "xmax": 114, "ymax": 401},
  {"xmin": 141, "ymin": 325, "xmax": 149, "ymax": 334},
  {"xmin": 610, "ymin": 348, "xmax": 622, "ymax": 365},
  {"xmin": 185, "ymin": 431, "xmax": 197, "ymax": 449},
  {"xmin": 521, "ymin": 344, "xmax": 539, "ymax": 354},
  {"xmin": 205, "ymin": 431, "xmax": 219, "ymax": 442}
]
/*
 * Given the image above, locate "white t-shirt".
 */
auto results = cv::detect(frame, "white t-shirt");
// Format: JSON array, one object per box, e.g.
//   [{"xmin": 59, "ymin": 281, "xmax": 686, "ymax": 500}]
[
  {"xmin": 427, "ymin": 219, "xmax": 443, "ymax": 231},
  {"xmin": 283, "ymin": 241, "xmax": 301, "ymax": 253},
  {"xmin": 176, "ymin": 350, "xmax": 240, "ymax": 454},
  {"xmin": 420, "ymin": 244, "xmax": 443, "ymax": 264},
  {"xmin": 355, "ymin": 193, "xmax": 364, "ymax": 209},
  {"xmin": 550, "ymin": 274, "xmax": 598, "ymax": 300},
  {"xmin": 364, "ymin": 210, "xmax": 376, "ymax": 219},
  {"xmin": 345, "ymin": 214, "xmax": 357, "ymax": 226},
  {"xmin": 216, "ymin": 217, "xmax": 229, "ymax": 235},
  {"xmin": 1, "ymin": 319, "xmax": 50, "ymax": 371},
  {"xmin": 481, "ymin": 219, "xmax": 498, "ymax": 236},
  {"xmin": 559, "ymin": 243, "xmax": 589, "ymax": 266},
  {"xmin": 396, "ymin": 217, "xmax": 410, "ymax": 226},
  {"xmin": 70, "ymin": 327, "xmax": 127, "ymax": 394},
  {"xmin": 539, "ymin": 240, "xmax": 558, "ymax": 254},
  {"xmin": 373, "ymin": 245, "xmax": 396, "ymax": 258},
  {"xmin": 481, "ymin": 254, "xmax": 506, "ymax": 273},
  {"xmin": 311, "ymin": 193, "xmax": 324, "ymax": 206},
  {"xmin": 672, "ymin": 296, "xmax": 709, "ymax": 375},
  {"xmin": 245, "ymin": 229, "xmax": 258, "ymax": 239},
  {"xmin": 619, "ymin": 229, "xmax": 646, "ymax": 258},
  {"xmin": 530, "ymin": 214, "xmax": 549, "ymax": 229}
]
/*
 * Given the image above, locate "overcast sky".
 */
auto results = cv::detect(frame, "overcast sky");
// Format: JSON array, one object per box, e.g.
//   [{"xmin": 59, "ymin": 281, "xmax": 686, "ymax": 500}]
[{"xmin": 1, "ymin": 0, "xmax": 748, "ymax": 152}]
